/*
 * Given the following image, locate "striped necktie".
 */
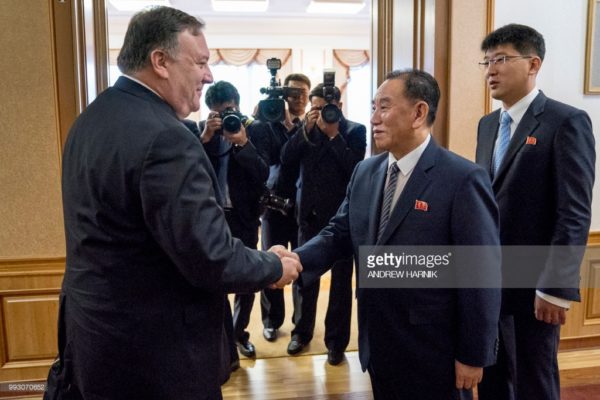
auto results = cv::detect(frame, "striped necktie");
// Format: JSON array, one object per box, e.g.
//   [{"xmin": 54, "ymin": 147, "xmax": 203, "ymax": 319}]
[{"xmin": 377, "ymin": 163, "xmax": 400, "ymax": 241}]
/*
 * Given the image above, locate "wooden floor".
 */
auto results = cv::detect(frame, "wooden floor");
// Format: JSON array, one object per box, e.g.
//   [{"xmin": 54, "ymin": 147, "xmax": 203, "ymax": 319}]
[
  {"xmin": 3, "ymin": 350, "xmax": 600, "ymax": 399},
  {"xmin": 222, "ymin": 352, "xmax": 372, "ymax": 399}
]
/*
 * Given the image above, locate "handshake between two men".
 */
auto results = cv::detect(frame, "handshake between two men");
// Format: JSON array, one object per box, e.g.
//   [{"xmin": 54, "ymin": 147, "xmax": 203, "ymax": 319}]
[{"xmin": 268, "ymin": 245, "xmax": 303, "ymax": 289}]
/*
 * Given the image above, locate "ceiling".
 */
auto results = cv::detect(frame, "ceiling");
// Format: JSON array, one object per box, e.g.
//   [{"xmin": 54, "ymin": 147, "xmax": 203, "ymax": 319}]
[{"xmin": 106, "ymin": 0, "xmax": 371, "ymax": 20}]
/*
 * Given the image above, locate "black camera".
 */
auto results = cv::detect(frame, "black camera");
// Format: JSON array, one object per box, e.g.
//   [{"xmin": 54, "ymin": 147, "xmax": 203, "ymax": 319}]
[
  {"xmin": 260, "ymin": 191, "xmax": 294, "ymax": 216},
  {"xmin": 256, "ymin": 58, "xmax": 304, "ymax": 123},
  {"xmin": 321, "ymin": 70, "xmax": 342, "ymax": 124},
  {"xmin": 217, "ymin": 107, "xmax": 250, "ymax": 134}
]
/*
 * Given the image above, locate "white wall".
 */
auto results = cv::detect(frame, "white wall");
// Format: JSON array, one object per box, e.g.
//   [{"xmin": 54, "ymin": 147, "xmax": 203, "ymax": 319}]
[{"xmin": 495, "ymin": 0, "xmax": 600, "ymax": 231}]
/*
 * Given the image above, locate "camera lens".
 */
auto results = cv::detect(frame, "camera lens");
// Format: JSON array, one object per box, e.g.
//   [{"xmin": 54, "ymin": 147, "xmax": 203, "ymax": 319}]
[
  {"xmin": 258, "ymin": 99, "xmax": 285, "ymax": 122},
  {"xmin": 222, "ymin": 114, "xmax": 242, "ymax": 133},
  {"xmin": 321, "ymin": 103, "xmax": 341, "ymax": 124}
]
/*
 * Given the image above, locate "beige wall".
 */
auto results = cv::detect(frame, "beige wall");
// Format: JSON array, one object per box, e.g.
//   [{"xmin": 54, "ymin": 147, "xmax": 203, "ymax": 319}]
[
  {"xmin": 0, "ymin": 0, "xmax": 65, "ymax": 258},
  {"xmin": 446, "ymin": 0, "xmax": 490, "ymax": 160}
]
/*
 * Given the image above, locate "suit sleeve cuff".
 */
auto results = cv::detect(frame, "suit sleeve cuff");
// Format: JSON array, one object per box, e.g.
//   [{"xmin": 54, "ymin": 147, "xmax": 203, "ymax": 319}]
[{"xmin": 536, "ymin": 290, "xmax": 571, "ymax": 309}]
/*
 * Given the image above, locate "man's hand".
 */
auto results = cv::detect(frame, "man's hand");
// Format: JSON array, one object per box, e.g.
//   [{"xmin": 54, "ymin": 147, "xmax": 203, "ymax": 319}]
[
  {"xmin": 200, "ymin": 112, "xmax": 222, "ymax": 143},
  {"xmin": 534, "ymin": 295, "xmax": 567, "ymax": 325},
  {"xmin": 455, "ymin": 360, "xmax": 482, "ymax": 390},
  {"xmin": 304, "ymin": 106, "xmax": 320, "ymax": 134},
  {"xmin": 268, "ymin": 245, "xmax": 299, "ymax": 262},
  {"xmin": 317, "ymin": 117, "xmax": 339, "ymax": 139},
  {"xmin": 270, "ymin": 256, "xmax": 302, "ymax": 289},
  {"xmin": 224, "ymin": 125, "xmax": 248, "ymax": 147}
]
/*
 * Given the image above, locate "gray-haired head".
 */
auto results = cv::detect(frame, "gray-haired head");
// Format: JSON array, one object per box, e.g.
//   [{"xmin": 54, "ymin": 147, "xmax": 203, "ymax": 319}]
[{"xmin": 117, "ymin": 6, "xmax": 204, "ymax": 75}]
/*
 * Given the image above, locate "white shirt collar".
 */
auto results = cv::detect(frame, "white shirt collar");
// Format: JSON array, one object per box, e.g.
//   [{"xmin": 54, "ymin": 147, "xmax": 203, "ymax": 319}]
[
  {"xmin": 387, "ymin": 134, "xmax": 431, "ymax": 176},
  {"xmin": 122, "ymin": 74, "xmax": 164, "ymax": 100},
  {"xmin": 502, "ymin": 87, "xmax": 539, "ymax": 128}
]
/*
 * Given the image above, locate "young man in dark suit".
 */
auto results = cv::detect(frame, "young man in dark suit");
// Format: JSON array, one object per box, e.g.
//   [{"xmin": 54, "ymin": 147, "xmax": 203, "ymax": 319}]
[
  {"xmin": 197, "ymin": 81, "xmax": 269, "ymax": 360},
  {"xmin": 280, "ymin": 84, "xmax": 366, "ymax": 364},
  {"xmin": 290, "ymin": 69, "xmax": 502, "ymax": 399},
  {"xmin": 476, "ymin": 24, "xmax": 595, "ymax": 400},
  {"xmin": 55, "ymin": 7, "xmax": 300, "ymax": 399}
]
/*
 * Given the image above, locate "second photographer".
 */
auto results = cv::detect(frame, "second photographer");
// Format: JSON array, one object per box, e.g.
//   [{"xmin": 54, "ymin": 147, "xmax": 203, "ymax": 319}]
[{"xmin": 280, "ymin": 82, "xmax": 367, "ymax": 364}]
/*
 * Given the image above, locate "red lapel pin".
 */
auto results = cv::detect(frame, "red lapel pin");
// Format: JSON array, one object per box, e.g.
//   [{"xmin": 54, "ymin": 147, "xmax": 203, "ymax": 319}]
[
  {"xmin": 526, "ymin": 136, "xmax": 537, "ymax": 145},
  {"xmin": 415, "ymin": 200, "xmax": 429, "ymax": 212}
]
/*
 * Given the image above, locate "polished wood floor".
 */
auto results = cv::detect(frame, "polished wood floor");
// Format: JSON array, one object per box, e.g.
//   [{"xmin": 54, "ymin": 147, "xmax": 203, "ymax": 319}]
[{"xmin": 3, "ymin": 350, "xmax": 600, "ymax": 399}]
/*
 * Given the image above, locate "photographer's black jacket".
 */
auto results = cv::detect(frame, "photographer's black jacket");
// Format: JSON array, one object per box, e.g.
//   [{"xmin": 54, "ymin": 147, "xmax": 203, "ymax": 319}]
[
  {"xmin": 281, "ymin": 117, "xmax": 367, "ymax": 236},
  {"xmin": 196, "ymin": 120, "xmax": 269, "ymax": 230},
  {"xmin": 251, "ymin": 119, "xmax": 303, "ymax": 217}
]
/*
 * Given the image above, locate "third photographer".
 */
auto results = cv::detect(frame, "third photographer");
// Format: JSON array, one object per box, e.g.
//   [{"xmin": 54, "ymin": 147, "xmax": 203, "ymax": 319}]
[{"xmin": 280, "ymin": 79, "xmax": 366, "ymax": 364}]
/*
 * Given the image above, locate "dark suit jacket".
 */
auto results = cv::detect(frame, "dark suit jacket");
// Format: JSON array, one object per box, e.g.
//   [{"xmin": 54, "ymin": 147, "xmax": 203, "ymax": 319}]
[
  {"xmin": 198, "ymin": 120, "xmax": 269, "ymax": 231},
  {"xmin": 296, "ymin": 139, "xmax": 501, "ymax": 398},
  {"xmin": 60, "ymin": 76, "xmax": 281, "ymax": 399},
  {"xmin": 476, "ymin": 91, "xmax": 595, "ymax": 308},
  {"xmin": 280, "ymin": 117, "xmax": 367, "ymax": 238},
  {"xmin": 251, "ymin": 120, "xmax": 302, "ymax": 214}
]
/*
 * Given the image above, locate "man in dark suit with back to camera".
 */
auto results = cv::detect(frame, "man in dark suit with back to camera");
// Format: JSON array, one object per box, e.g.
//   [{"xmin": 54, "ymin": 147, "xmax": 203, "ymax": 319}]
[
  {"xmin": 280, "ymin": 83, "xmax": 366, "ymax": 364},
  {"xmin": 198, "ymin": 81, "xmax": 269, "ymax": 360},
  {"xmin": 52, "ymin": 7, "xmax": 301, "ymax": 400},
  {"xmin": 476, "ymin": 24, "xmax": 595, "ymax": 400},
  {"xmin": 294, "ymin": 69, "xmax": 501, "ymax": 399}
]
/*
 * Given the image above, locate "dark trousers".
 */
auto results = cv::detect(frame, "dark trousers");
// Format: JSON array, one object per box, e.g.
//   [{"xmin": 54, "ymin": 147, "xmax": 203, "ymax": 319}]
[
  {"xmin": 259, "ymin": 211, "xmax": 298, "ymax": 329},
  {"xmin": 478, "ymin": 311, "xmax": 561, "ymax": 400},
  {"xmin": 291, "ymin": 253, "xmax": 352, "ymax": 351},
  {"xmin": 224, "ymin": 210, "xmax": 259, "ymax": 343},
  {"xmin": 367, "ymin": 361, "xmax": 472, "ymax": 400}
]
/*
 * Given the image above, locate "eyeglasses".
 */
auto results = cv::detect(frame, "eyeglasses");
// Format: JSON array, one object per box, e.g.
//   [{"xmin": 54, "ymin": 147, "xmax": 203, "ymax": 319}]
[{"xmin": 478, "ymin": 55, "xmax": 533, "ymax": 69}]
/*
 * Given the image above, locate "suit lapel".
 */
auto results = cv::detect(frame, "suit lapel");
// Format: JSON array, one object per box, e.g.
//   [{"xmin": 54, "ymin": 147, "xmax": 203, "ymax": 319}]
[
  {"xmin": 367, "ymin": 155, "xmax": 388, "ymax": 245},
  {"xmin": 493, "ymin": 92, "xmax": 546, "ymax": 187},
  {"xmin": 376, "ymin": 140, "xmax": 436, "ymax": 245},
  {"xmin": 479, "ymin": 110, "xmax": 501, "ymax": 177}
]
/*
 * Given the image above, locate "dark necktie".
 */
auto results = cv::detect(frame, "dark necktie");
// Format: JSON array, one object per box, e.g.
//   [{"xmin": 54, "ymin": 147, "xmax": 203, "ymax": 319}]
[
  {"xmin": 377, "ymin": 163, "xmax": 400, "ymax": 241},
  {"xmin": 493, "ymin": 111, "xmax": 512, "ymax": 176}
]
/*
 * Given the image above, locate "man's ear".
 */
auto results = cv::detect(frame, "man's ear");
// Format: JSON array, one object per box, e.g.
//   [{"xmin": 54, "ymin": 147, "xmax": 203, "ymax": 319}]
[
  {"xmin": 413, "ymin": 101, "xmax": 429, "ymax": 128},
  {"xmin": 150, "ymin": 49, "xmax": 169, "ymax": 79},
  {"xmin": 337, "ymin": 101, "xmax": 343, "ymax": 110},
  {"xmin": 529, "ymin": 56, "xmax": 542, "ymax": 76}
]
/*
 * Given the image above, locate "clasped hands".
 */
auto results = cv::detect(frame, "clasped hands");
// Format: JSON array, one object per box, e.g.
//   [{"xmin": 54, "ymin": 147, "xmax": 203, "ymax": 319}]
[{"xmin": 268, "ymin": 245, "xmax": 303, "ymax": 289}]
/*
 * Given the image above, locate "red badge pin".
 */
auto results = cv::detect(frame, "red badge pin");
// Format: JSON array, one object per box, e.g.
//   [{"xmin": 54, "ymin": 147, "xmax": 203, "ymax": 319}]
[
  {"xmin": 526, "ymin": 136, "xmax": 537, "ymax": 145},
  {"xmin": 415, "ymin": 200, "xmax": 429, "ymax": 212}
]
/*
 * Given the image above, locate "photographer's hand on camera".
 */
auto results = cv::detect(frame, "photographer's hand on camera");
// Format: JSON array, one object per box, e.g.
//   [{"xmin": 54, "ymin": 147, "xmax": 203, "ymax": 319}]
[
  {"xmin": 317, "ymin": 116, "xmax": 339, "ymax": 140},
  {"xmin": 200, "ymin": 112, "xmax": 222, "ymax": 143},
  {"xmin": 223, "ymin": 125, "xmax": 249, "ymax": 147},
  {"xmin": 304, "ymin": 106, "xmax": 320, "ymax": 134}
]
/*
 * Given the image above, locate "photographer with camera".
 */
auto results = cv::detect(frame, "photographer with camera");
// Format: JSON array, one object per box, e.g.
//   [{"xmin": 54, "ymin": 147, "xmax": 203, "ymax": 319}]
[
  {"xmin": 280, "ymin": 80, "xmax": 366, "ymax": 364},
  {"xmin": 252, "ymin": 72, "xmax": 312, "ymax": 342},
  {"xmin": 198, "ymin": 81, "xmax": 269, "ymax": 362}
]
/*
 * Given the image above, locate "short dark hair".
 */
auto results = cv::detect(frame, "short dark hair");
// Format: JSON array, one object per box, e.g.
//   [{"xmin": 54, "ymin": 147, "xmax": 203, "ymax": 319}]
[
  {"xmin": 481, "ymin": 24, "xmax": 545, "ymax": 60},
  {"xmin": 284, "ymin": 73, "xmax": 311, "ymax": 88},
  {"xmin": 309, "ymin": 84, "xmax": 341, "ymax": 102},
  {"xmin": 385, "ymin": 69, "xmax": 440, "ymax": 126},
  {"xmin": 204, "ymin": 81, "xmax": 240, "ymax": 109},
  {"xmin": 117, "ymin": 6, "xmax": 204, "ymax": 74}
]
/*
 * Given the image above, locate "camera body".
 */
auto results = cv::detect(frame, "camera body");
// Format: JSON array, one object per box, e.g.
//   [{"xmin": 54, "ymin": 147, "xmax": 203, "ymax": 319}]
[
  {"xmin": 257, "ymin": 58, "xmax": 304, "ymax": 123},
  {"xmin": 218, "ymin": 107, "xmax": 249, "ymax": 134},
  {"xmin": 260, "ymin": 191, "xmax": 294, "ymax": 216},
  {"xmin": 320, "ymin": 70, "xmax": 342, "ymax": 124}
]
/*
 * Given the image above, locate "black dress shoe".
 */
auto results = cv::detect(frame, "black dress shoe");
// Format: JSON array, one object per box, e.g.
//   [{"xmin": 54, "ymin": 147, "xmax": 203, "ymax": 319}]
[
  {"xmin": 262, "ymin": 328, "xmax": 278, "ymax": 342},
  {"xmin": 287, "ymin": 337, "xmax": 306, "ymax": 355},
  {"xmin": 236, "ymin": 340, "xmax": 256, "ymax": 358},
  {"xmin": 327, "ymin": 349, "xmax": 344, "ymax": 366}
]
